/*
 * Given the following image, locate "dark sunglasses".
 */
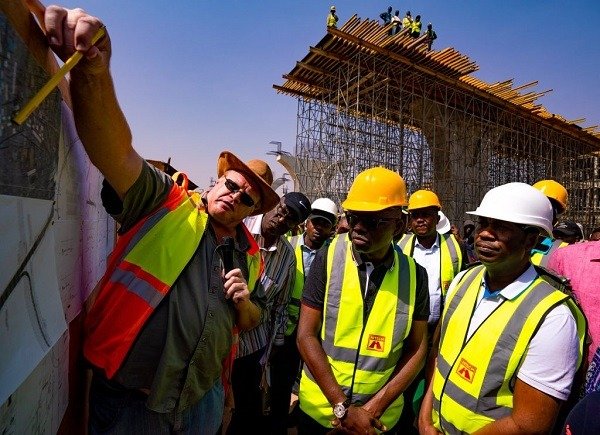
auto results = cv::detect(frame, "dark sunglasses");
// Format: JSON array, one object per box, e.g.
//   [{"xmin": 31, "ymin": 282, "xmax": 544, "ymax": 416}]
[
  {"xmin": 224, "ymin": 178, "xmax": 255, "ymax": 207},
  {"xmin": 345, "ymin": 212, "xmax": 396, "ymax": 230}
]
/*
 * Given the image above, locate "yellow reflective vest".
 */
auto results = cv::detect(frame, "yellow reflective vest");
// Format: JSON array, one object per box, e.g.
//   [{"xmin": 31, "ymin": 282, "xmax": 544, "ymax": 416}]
[
  {"xmin": 299, "ymin": 234, "xmax": 418, "ymax": 429},
  {"xmin": 286, "ymin": 235, "xmax": 305, "ymax": 336},
  {"xmin": 397, "ymin": 233, "xmax": 463, "ymax": 296},
  {"xmin": 411, "ymin": 20, "xmax": 422, "ymax": 34},
  {"xmin": 431, "ymin": 265, "xmax": 587, "ymax": 434}
]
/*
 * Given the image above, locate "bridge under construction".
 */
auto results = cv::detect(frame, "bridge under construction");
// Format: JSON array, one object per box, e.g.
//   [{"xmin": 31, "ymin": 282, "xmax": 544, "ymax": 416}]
[{"xmin": 274, "ymin": 15, "xmax": 600, "ymax": 231}]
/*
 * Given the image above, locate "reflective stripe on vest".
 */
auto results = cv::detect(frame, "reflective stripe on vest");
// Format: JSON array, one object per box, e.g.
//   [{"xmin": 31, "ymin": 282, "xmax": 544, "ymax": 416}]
[
  {"xmin": 431, "ymin": 265, "xmax": 586, "ymax": 434},
  {"xmin": 531, "ymin": 237, "xmax": 567, "ymax": 267},
  {"xmin": 285, "ymin": 235, "xmax": 304, "ymax": 336},
  {"xmin": 84, "ymin": 182, "xmax": 261, "ymax": 378},
  {"xmin": 397, "ymin": 233, "xmax": 462, "ymax": 295},
  {"xmin": 299, "ymin": 234, "xmax": 417, "ymax": 429}
]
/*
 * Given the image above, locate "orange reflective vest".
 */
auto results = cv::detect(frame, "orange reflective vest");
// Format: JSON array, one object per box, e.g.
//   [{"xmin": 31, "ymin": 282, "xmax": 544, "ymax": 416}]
[{"xmin": 84, "ymin": 181, "xmax": 262, "ymax": 378}]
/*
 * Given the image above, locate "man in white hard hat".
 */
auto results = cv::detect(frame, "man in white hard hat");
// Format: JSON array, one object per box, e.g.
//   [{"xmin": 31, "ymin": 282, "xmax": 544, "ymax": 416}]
[
  {"xmin": 419, "ymin": 183, "xmax": 587, "ymax": 434},
  {"xmin": 269, "ymin": 197, "xmax": 339, "ymax": 433},
  {"xmin": 327, "ymin": 6, "xmax": 339, "ymax": 28}
]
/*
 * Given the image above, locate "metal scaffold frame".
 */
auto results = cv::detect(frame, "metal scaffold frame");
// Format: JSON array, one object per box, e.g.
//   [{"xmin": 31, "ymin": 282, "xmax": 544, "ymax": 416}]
[{"xmin": 281, "ymin": 18, "xmax": 600, "ymax": 231}]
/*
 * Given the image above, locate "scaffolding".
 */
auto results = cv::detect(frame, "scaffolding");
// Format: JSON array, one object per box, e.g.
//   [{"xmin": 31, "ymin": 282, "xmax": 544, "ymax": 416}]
[{"xmin": 275, "ymin": 15, "xmax": 600, "ymax": 232}]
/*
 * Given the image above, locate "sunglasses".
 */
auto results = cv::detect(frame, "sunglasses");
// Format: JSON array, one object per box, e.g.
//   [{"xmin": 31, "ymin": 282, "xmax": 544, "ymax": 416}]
[
  {"xmin": 224, "ymin": 178, "xmax": 255, "ymax": 208},
  {"xmin": 345, "ymin": 212, "xmax": 397, "ymax": 230}
]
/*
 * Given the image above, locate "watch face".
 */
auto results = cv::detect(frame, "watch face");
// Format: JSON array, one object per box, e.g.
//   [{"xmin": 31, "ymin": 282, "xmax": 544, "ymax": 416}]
[{"xmin": 333, "ymin": 403, "xmax": 346, "ymax": 419}]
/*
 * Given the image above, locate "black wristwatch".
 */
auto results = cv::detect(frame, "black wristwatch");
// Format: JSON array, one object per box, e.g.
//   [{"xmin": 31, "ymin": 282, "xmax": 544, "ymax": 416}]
[{"xmin": 333, "ymin": 398, "xmax": 351, "ymax": 419}]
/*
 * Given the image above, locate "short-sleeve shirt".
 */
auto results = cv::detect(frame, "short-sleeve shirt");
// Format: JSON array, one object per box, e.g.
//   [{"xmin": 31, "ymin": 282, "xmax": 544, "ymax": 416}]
[
  {"xmin": 302, "ymin": 243, "xmax": 430, "ymax": 322},
  {"xmin": 101, "ymin": 161, "xmax": 265, "ymax": 413}
]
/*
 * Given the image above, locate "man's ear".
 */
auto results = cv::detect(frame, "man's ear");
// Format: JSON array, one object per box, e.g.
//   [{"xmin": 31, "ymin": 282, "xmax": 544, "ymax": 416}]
[{"xmin": 523, "ymin": 230, "xmax": 541, "ymax": 251}]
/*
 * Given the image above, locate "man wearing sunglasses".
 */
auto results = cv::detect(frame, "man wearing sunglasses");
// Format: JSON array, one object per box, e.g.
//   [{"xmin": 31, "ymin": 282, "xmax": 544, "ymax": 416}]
[
  {"xmin": 419, "ymin": 183, "xmax": 586, "ymax": 435},
  {"xmin": 228, "ymin": 192, "xmax": 311, "ymax": 433},
  {"xmin": 297, "ymin": 167, "xmax": 430, "ymax": 434},
  {"xmin": 39, "ymin": 6, "xmax": 282, "ymax": 433}
]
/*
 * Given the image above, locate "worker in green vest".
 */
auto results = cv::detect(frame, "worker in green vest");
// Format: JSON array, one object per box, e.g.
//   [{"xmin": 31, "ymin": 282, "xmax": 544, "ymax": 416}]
[
  {"xmin": 397, "ymin": 189, "xmax": 466, "ymax": 433},
  {"xmin": 402, "ymin": 11, "xmax": 413, "ymax": 30},
  {"xmin": 410, "ymin": 15, "xmax": 422, "ymax": 38},
  {"xmin": 269, "ymin": 197, "xmax": 339, "ymax": 434},
  {"xmin": 327, "ymin": 6, "xmax": 339, "ymax": 29},
  {"xmin": 297, "ymin": 167, "xmax": 430, "ymax": 434},
  {"xmin": 419, "ymin": 182, "xmax": 587, "ymax": 434},
  {"xmin": 531, "ymin": 179, "xmax": 569, "ymax": 267}
]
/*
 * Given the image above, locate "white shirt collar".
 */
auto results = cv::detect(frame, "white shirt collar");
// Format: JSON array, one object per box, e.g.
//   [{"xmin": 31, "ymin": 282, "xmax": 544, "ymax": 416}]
[
  {"xmin": 482, "ymin": 264, "xmax": 538, "ymax": 300},
  {"xmin": 414, "ymin": 233, "xmax": 440, "ymax": 250}
]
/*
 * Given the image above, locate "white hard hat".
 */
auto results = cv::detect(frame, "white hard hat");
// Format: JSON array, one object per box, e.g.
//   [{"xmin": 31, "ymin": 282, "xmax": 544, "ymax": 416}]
[
  {"xmin": 467, "ymin": 182, "xmax": 553, "ymax": 236},
  {"xmin": 436, "ymin": 211, "xmax": 451, "ymax": 234},
  {"xmin": 311, "ymin": 197, "xmax": 338, "ymax": 216}
]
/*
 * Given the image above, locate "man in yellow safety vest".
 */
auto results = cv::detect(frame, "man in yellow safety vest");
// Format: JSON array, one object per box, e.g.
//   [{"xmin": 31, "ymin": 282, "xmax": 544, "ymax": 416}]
[
  {"xmin": 41, "ymin": 6, "xmax": 281, "ymax": 434},
  {"xmin": 297, "ymin": 167, "xmax": 430, "ymax": 434},
  {"xmin": 419, "ymin": 182, "xmax": 587, "ymax": 434}
]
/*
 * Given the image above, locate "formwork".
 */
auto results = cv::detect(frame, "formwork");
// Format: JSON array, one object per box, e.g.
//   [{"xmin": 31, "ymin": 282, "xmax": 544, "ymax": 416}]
[{"xmin": 275, "ymin": 16, "xmax": 600, "ymax": 232}]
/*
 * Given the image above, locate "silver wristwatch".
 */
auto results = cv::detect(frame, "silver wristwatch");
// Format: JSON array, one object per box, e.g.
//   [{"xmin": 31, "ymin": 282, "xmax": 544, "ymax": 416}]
[{"xmin": 333, "ymin": 398, "xmax": 351, "ymax": 419}]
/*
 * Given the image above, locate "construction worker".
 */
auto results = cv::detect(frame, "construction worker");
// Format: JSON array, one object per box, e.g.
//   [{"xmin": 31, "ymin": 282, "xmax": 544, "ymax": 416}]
[
  {"xmin": 228, "ymin": 193, "xmax": 310, "ymax": 434},
  {"xmin": 380, "ymin": 6, "xmax": 393, "ymax": 25},
  {"xmin": 327, "ymin": 6, "xmax": 339, "ymax": 29},
  {"xmin": 410, "ymin": 15, "xmax": 422, "ymax": 38},
  {"xmin": 402, "ymin": 11, "xmax": 413, "ymax": 30},
  {"xmin": 296, "ymin": 167, "xmax": 430, "ymax": 434},
  {"xmin": 390, "ymin": 10, "xmax": 402, "ymax": 35},
  {"xmin": 40, "ymin": 7, "xmax": 282, "ymax": 434},
  {"xmin": 531, "ymin": 179, "xmax": 569, "ymax": 267},
  {"xmin": 397, "ymin": 190, "xmax": 466, "ymax": 433},
  {"xmin": 269, "ymin": 197, "xmax": 338, "ymax": 434},
  {"xmin": 425, "ymin": 23, "xmax": 437, "ymax": 51},
  {"xmin": 419, "ymin": 183, "xmax": 587, "ymax": 434}
]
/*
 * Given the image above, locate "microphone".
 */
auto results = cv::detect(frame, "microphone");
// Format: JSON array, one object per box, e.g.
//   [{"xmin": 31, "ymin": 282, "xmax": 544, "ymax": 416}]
[{"xmin": 222, "ymin": 236, "xmax": 235, "ymax": 273}]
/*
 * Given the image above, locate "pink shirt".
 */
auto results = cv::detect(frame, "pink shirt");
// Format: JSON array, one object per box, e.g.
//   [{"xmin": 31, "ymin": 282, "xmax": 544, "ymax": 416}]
[{"xmin": 548, "ymin": 241, "xmax": 600, "ymax": 363}]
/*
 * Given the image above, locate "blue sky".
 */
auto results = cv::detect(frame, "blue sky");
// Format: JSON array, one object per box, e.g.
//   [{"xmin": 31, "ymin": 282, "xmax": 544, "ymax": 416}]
[{"xmin": 58, "ymin": 1, "xmax": 600, "ymax": 189}]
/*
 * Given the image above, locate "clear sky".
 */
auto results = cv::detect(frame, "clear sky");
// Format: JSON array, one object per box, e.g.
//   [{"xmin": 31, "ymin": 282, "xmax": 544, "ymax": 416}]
[{"xmin": 57, "ymin": 1, "xmax": 600, "ymax": 190}]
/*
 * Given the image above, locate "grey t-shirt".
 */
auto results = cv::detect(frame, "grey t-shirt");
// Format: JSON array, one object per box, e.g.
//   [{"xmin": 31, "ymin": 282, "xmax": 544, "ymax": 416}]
[{"xmin": 101, "ymin": 162, "xmax": 265, "ymax": 413}]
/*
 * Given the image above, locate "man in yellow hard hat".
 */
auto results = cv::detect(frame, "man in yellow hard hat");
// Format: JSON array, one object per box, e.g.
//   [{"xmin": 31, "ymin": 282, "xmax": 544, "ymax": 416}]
[
  {"xmin": 531, "ymin": 179, "xmax": 569, "ymax": 267},
  {"xmin": 296, "ymin": 167, "xmax": 430, "ymax": 434},
  {"xmin": 419, "ymin": 183, "xmax": 586, "ymax": 434},
  {"xmin": 397, "ymin": 189, "xmax": 466, "ymax": 433}
]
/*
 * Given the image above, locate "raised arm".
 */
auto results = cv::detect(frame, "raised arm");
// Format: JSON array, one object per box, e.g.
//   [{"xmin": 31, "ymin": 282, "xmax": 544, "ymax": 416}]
[{"xmin": 44, "ymin": 5, "xmax": 143, "ymax": 198}]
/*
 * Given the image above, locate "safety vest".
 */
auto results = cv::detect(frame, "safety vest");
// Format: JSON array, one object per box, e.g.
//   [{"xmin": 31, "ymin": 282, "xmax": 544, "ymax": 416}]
[
  {"xmin": 411, "ymin": 20, "xmax": 422, "ymax": 34},
  {"xmin": 402, "ymin": 16, "xmax": 412, "ymax": 29},
  {"xmin": 327, "ymin": 13, "xmax": 338, "ymax": 28},
  {"xmin": 531, "ymin": 236, "xmax": 568, "ymax": 267},
  {"xmin": 84, "ymin": 181, "xmax": 262, "ymax": 379},
  {"xmin": 299, "ymin": 234, "xmax": 417, "ymax": 429},
  {"xmin": 431, "ymin": 265, "xmax": 587, "ymax": 434},
  {"xmin": 397, "ymin": 233, "xmax": 463, "ymax": 296},
  {"xmin": 286, "ymin": 235, "xmax": 305, "ymax": 336}
]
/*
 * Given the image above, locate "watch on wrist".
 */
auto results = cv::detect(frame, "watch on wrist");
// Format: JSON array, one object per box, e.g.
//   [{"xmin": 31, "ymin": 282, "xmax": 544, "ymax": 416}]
[{"xmin": 333, "ymin": 398, "xmax": 351, "ymax": 419}]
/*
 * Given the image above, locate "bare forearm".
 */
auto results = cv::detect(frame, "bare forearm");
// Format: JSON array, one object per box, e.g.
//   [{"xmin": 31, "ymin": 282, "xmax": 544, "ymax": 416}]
[
  {"xmin": 298, "ymin": 334, "xmax": 346, "ymax": 405},
  {"xmin": 70, "ymin": 67, "xmax": 141, "ymax": 198},
  {"xmin": 235, "ymin": 299, "xmax": 262, "ymax": 330}
]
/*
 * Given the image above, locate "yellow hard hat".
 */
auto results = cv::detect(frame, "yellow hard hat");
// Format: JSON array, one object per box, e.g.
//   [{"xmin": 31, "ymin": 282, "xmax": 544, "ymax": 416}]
[
  {"xmin": 342, "ymin": 167, "xmax": 407, "ymax": 212},
  {"xmin": 532, "ymin": 179, "xmax": 568, "ymax": 214},
  {"xmin": 408, "ymin": 189, "xmax": 441, "ymax": 210}
]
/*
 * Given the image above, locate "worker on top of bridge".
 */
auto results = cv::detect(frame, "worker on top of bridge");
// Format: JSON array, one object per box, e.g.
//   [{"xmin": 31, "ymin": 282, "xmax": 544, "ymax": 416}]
[
  {"xmin": 327, "ymin": 6, "xmax": 339, "ymax": 29},
  {"xmin": 402, "ymin": 11, "xmax": 413, "ymax": 30},
  {"xmin": 531, "ymin": 179, "xmax": 569, "ymax": 267},
  {"xmin": 390, "ymin": 10, "xmax": 401, "ymax": 35},
  {"xmin": 410, "ymin": 15, "xmax": 422, "ymax": 38},
  {"xmin": 425, "ymin": 23, "xmax": 437, "ymax": 51},
  {"xmin": 380, "ymin": 6, "xmax": 393, "ymax": 25}
]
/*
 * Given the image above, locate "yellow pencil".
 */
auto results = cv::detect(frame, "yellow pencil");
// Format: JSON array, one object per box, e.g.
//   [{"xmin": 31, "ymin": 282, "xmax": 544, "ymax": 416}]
[{"xmin": 13, "ymin": 26, "xmax": 106, "ymax": 125}]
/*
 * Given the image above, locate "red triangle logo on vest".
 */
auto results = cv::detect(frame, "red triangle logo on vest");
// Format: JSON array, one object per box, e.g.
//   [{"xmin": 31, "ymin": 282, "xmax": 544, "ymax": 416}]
[
  {"xmin": 456, "ymin": 357, "xmax": 477, "ymax": 384},
  {"xmin": 366, "ymin": 334, "xmax": 385, "ymax": 353}
]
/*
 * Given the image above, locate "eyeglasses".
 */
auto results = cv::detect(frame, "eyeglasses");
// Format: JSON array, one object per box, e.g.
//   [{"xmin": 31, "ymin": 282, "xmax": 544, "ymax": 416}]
[
  {"xmin": 345, "ymin": 212, "xmax": 396, "ymax": 230},
  {"xmin": 224, "ymin": 178, "xmax": 255, "ymax": 207}
]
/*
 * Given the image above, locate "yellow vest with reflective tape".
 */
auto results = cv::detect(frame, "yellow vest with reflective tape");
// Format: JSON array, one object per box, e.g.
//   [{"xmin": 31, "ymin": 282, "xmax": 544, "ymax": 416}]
[
  {"xmin": 397, "ymin": 233, "xmax": 463, "ymax": 296},
  {"xmin": 431, "ymin": 265, "xmax": 586, "ymax": 434},
  {"xmin": 299, "ymin": 234, "xmax": 417, "ymax": 429},
  {"xmin": 286, "ymin": 235, "xmax": 305, "ymax": 336}
]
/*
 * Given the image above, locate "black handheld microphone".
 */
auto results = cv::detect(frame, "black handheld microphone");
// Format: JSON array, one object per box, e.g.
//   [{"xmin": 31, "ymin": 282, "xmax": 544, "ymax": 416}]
[{"xmin": 222, "ymin": 236, "xmax": 235, "ymax": 273}]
